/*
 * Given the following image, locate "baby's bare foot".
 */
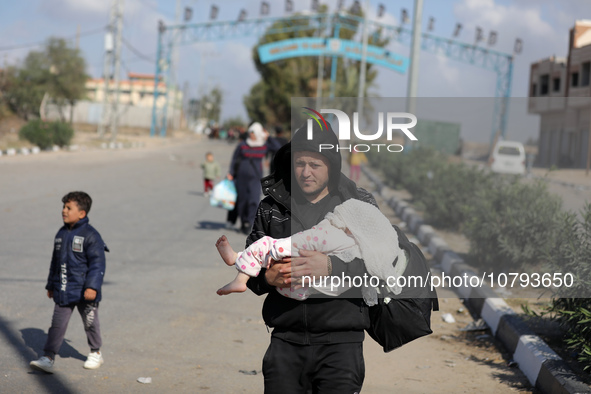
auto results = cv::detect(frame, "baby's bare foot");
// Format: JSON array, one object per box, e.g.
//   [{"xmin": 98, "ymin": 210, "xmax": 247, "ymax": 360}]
[
  {"xmin": 216, "ymin": 235, "xmax": 238, "ymax": 266},
  {"xmin": 216, "ymin": 280, "xmax": 247, "ymax": 295}
]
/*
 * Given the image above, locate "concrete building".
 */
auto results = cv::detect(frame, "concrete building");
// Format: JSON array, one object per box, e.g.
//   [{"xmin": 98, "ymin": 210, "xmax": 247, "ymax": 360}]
[
  {"xmin": 46, "ymin": 73, "xmax": 183, "ymax": 129},
  {"xmin": 85, "ymin": 73, "xmax": 182, "ymax": 109},
  {"xmin": 528, "ymin": 20, "xmax": 591, "ymax": 168}
]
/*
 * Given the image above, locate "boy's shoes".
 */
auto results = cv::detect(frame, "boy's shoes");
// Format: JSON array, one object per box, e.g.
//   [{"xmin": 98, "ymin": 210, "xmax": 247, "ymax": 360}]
[
  {"xmin": 30, "ymin": 356, "xmax": 54, "ymax": 373},
  {"xmin": 83, "ymin": 351, "xmax": 104, "ymax": 370}
]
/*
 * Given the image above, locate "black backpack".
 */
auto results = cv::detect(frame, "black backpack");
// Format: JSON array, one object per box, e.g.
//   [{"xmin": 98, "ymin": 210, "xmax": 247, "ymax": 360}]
[{"xmin": 367, "ymin": 226, "xmax": 439, "ymax": 352}]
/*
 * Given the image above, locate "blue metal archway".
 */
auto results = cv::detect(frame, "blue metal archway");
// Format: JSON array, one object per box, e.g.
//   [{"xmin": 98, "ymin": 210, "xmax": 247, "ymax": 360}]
[{"xmin": 151, "ymin": 12, "xmax": 513, "ymax": 146}]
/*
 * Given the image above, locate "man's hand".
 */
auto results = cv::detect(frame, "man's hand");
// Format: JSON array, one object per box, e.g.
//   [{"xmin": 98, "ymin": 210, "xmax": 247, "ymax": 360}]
[
  {"xmin": 291, "ymin": 250, "xmax": 329, "ymax": 288},
  {"xmin": 84, "ymin": 288, "xmax": 97, "ymax": 301},
  {"xmin": 265, "ymin": 257, "xmax": 292, "ymax": 288},
  {"xmin": 47, "ymin": 290, "xmax": 53, "ymax": 299}
]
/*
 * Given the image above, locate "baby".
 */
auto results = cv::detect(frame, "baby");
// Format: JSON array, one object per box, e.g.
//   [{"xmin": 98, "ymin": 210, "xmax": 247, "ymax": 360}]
[{"xmin": 216, "ymin": 199, "xmax": 408, "ymax": 304}]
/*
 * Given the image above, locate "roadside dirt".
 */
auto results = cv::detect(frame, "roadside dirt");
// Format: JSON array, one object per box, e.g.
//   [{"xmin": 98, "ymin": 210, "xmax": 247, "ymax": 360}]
[
  {"xmin": 361, "ymin": 164, "xmax": 591, "ymax": 388},
  {"xmin": 353, "ymin": 169, "xmax": 534, "ymax": 393},
  {"xmin": 0, "ymin": 118, "xmax": 196, "ymax": 151}
]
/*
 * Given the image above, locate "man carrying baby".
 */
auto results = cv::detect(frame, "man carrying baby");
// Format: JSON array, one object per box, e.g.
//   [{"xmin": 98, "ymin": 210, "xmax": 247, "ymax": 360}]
[{"xmin": 245, "ymin": 120, "xmax": 383, "ymax": 393}]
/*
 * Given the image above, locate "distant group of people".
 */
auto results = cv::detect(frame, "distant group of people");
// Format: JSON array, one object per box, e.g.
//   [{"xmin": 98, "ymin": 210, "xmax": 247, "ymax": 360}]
[
  {"xmin": 206, "ymin": 126, "xmax": 245, "ymax": 142},
  {"xmin": 201, "ymin": 122, "xmax": 289, "ymax": 235}
]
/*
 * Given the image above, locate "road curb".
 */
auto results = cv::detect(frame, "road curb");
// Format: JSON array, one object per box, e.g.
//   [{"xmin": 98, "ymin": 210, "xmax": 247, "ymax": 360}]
[
  {"xmin": 0, "ymin": 142, "xmax": 146, "ymax": 158},
  {"xmin": 362, "ymin": 165, "xmax": 591, "ymax": 394}
]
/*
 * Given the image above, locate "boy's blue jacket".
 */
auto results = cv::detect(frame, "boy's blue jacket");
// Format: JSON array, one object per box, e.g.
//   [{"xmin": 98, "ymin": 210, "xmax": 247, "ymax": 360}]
[{"xmin": 45, "ymin": 217, "xmax": 107, "ymax": 305}]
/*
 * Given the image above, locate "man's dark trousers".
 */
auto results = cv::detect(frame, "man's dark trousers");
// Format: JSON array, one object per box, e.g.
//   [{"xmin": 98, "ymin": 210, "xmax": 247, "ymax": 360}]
[{"xmin": 263, "ymin": 337, "xmax": 365, "ymax": 394}]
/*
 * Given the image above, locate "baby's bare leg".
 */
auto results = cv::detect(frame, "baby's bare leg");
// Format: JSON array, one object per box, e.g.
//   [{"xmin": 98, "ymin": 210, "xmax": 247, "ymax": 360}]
[
  {"xmin": 217, "ymin": 272, "xmax": 249, "ymax": 295},
  {"xmin": 216, "ymin": 235, "xmax": 238, "ymax": 266}
]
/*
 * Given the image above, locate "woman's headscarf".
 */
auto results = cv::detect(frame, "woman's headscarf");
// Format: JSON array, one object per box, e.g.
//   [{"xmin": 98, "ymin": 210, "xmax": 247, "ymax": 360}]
[{"xmin": 246, "ymin": 122, "xmax": 266, "ymax": 147}]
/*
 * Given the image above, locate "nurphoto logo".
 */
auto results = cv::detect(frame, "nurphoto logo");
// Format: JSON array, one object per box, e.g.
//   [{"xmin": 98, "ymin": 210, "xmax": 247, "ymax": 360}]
[{"xmin": 303, "ymin": 107, "xmax": 418, "ymax": 153}]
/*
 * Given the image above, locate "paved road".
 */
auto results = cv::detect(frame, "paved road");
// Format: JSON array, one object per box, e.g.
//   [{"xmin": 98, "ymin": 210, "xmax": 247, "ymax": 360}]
[
  {"xmin": 0, "ymin": 139, "xmax": 532, "ymax": 393},
  {"xmin": 463, "ymin": 157, "xmax": 591, "ymax": 214},
  {"xmin": 539, "ymin": 179, "xmax": 591, "ymax": 215}
]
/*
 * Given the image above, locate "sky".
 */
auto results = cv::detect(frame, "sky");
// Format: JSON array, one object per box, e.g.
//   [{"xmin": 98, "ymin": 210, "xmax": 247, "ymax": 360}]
[{"xmin": 0, "ymin": 0, "xmax": 590, "ymax": 142}]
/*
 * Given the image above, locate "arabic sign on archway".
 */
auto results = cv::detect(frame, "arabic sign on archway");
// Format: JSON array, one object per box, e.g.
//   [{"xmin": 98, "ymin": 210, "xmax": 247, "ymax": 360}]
[{"xmin": 258, "ymin": 37, "xmax": 409, "ymax": 74}]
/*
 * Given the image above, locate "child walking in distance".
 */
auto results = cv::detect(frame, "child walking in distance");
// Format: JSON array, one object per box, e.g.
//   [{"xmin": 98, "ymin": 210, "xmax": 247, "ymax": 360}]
[
  {"xmin": 348, "ymin": 150, "xmax": 368, "ymax": 182},
  {"xmin": 201, "ymin": 152, "xmax": 221, "ymax": 196},
  {"xmin": 216, "ymin": 199, "xmax": 407, "ymax": 304},
  {"xmin": 30, "ymin": 191, "xmax": 108, "ymax": 374}
]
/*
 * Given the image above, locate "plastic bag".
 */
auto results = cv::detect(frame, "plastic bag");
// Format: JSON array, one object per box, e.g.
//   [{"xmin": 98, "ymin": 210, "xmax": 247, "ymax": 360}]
[{"xmin": 210, "ymin": 179, "xmax": 237, "ymax": 210}]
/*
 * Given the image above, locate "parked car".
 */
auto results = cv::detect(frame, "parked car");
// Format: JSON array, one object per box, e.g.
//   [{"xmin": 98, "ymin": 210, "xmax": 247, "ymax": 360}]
[{"xmin": 490, "ymin": 141, "xmax": 526, "ymax": 175}]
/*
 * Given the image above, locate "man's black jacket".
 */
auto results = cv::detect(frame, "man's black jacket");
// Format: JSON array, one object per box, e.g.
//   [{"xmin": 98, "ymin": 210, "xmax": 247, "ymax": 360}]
[{"xmin": 246, "ymin": 142, "xmax": 378, "ymax": 345}]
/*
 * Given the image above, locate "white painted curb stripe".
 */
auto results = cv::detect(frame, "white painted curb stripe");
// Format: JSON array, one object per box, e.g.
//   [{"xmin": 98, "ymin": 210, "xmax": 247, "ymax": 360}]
[
  {"xmin": 428, "ymin": 236, "xmax": 448, "ymax": 258},
  {"xmin": 441, "ymin": 251, "xmax": 463, "ymax": 273},
  {"xmin": 416, "ymin": 224, "xmax": 435, "ymax": 245},
  {"xmin": 513, "ymin": 335, "xmax": 561, "ymax": 386},
  {"xmin": 408, "ymin": 214, "xmax": 423, "ymax": 232},
  {"xmin": 402, "ymin": 207, "xmax": 415, "ymax": 222},
  {"xmin": 395, "ymin": 201, "xmax": 408, "ymax": 216},
  {"xmin": 481, "ymin": 298, "xmax": 515, "ymax": 336}
]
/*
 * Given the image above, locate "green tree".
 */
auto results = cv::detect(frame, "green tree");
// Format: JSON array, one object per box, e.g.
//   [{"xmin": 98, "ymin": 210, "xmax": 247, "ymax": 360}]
[
  {"xmin": 1, "ymin": 37, "xmax": 87, "ymax": 122},
  {"xmin": 243, "ymin": 4, "xmax": 387, "ymax": 128},
  {"xmin": 222, "ymin": 115, "xmax": 246, "ymax": 129},
  {"xmin": 199, "ymin": 86, "xmax": 223, "ymax": 124},
  {"xmin": 2, "ymin": 54, "xmax": 49, "ymax": 120},
  {"xmin": 44, "ymin": 38, "xmax": 88, "ymax": 123}
]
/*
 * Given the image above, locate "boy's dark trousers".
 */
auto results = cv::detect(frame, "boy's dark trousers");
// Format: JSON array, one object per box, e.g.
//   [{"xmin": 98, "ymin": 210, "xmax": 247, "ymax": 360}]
[{"xmin": 44, "ymin": 302, "xmax": 102, "ymax": 358}]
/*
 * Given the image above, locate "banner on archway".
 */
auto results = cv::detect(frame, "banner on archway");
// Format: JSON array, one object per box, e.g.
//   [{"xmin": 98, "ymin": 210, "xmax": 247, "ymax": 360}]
[{"xmin": 258, "ymin": 37, "xmax": 409, "ymax": 74}]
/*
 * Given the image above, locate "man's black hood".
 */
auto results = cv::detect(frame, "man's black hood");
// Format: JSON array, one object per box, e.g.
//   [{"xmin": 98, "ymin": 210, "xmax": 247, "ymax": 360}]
[
  {"xmin": 268, "ymin": 142, "xmax": 292, "ymax": 193},
  {"xmin": 290, "ymin": 120, "xmax": 342, "ymax": 189},
  {"xmin": 266, "ymin": 120, "xmax": 343, "ymax": 197}
]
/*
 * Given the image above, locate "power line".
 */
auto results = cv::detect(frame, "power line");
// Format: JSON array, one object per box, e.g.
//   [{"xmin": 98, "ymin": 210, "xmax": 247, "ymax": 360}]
[
  {"xmin": 122, "ymin": 37, "xmax": 155, "ymax": 62},
  {"xmin": 0, "ymin": 26, "xmax": 106, "ymax": 52},
  {"xmin": 121, "ymin": 59, "xmax": 132, "ymax": 76},
  {"xmin": 126, "ymin": 55, "xmax": 157, "ymax": 64},
  {"xmin": 136, "ymin": 0, "xmax": 175, "ymax": 19}
]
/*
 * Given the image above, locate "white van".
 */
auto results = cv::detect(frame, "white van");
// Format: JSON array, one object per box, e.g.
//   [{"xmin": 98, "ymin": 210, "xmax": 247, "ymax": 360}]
[{"xmin": 490, "ymin": 141, "xmax": 526, "ymax": 175}]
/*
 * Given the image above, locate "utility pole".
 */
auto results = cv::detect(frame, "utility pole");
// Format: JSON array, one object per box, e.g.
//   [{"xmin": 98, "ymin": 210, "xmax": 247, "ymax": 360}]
[
  {"xmin": 182, "ymin": 80, "xmax": 189, "ymax": 129},
  {"xmin": 587, "ymin": 103, "xmax": 591, "ymax": 176},
  {"xmin": 316, "ymin": 15, "xmax": 326, "ymax": 109},
  {"xmin": 169, "ymin": 0, "xmax": 182, "ymax": 131},
  {"xmin": 356, "ymin": 0, "xmax": 370, "ymax": 117},
  {"xmin": 109, "ymin": 0, "xmax": 124, "ymax": 142},
  {"xmin": 98, "ymin": 1, "xmax": 117, "ymax": 138},
  {"xmin": 406, "ymin": 0, "xmax": 423, "ymax": 117},
  {"xmin": 76, "ymin": 25, "xmax": 80, "ymax": 49},
  {"xmin": 197, "ymin": 54, "xmax": 204, "ymax": 122},
  {"xmin": 316, "ymin": 51, "xmax": 325, "ymax": 109}
]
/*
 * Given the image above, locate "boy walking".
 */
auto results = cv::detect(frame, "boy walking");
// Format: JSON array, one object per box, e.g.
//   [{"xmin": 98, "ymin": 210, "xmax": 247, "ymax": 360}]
[
  {"xmin": 30, "ymin": 191, "xmax": 108, "ymax": 373},
  {"xmin": 201, "ymin": 152, "xmax": 221, "ymax": 196}
]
